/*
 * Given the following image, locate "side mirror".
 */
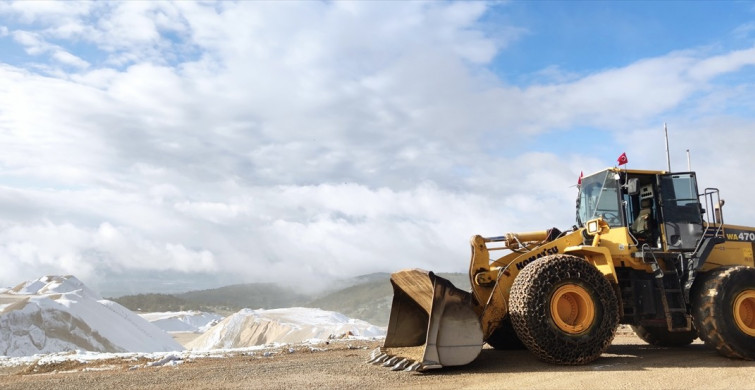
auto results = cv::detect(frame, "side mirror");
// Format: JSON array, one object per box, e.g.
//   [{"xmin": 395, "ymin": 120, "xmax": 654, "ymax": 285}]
[{"xmin": 626, "ymin": 178, "xmax": 638, "ymax": 195}]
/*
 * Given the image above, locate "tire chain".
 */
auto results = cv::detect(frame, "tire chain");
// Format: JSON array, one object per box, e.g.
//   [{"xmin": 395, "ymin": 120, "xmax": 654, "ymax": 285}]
[{"xmin": 509, "ymin": 254, "xmax": 619, "ymax": 365}]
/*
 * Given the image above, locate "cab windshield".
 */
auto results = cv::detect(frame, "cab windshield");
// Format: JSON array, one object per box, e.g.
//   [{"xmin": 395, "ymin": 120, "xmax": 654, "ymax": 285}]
[{"xmin": 576, "ymin": 170, "xmax": 623, "ymax": 227}]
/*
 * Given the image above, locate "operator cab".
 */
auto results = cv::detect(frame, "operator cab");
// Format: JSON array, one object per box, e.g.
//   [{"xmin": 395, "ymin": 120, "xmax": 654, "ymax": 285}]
[{"xmin": 576, "ymin": 168, "xmax": 705, "ymax": 251}]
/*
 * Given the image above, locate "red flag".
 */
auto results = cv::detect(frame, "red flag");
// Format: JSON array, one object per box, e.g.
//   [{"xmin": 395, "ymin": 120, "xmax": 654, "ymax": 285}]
[
  {"xmin": 577, "ymin": 171, "xmax": 583, "ymax": 185},
  {"xmin": 617, "ymin": 152, "xmax": 628, "ymax": 166}
]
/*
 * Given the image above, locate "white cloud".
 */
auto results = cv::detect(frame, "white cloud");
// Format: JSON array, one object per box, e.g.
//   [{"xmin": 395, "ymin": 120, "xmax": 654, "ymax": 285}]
[
  {"xmin": 11, "ymin": 30, "xmax": 46, "ymax": 54},
  {"xmin": 174, "ymin": 200, "xmax": 250, "ymax": 224},
  {"xmin": 1, "ymin": 2, "xmax": 755, "ymax": 293},
  {"xmin": 1, "ymin": 1, "xmax": 192, "ymax": 68},
  {"xmin": 10, "ymin": 29, "xmax": 89, "ymax": 69},
  {"xmin": 1, "ymin": 1, "xmax": 93, "ymax": 24},
  {"xmin": 733, "ymin": 21, "xmax": 755, "ymax": 40},
  {"xmin": 688, "ymin": 47, "xmax": 755, "ymax": 81},
  {"xmin": 0, "ymin": 220, "xmax": 218, "ymax": 286},
  {"xmin": 51, "ymin": 49, "xmax": 89, "ymax": 69}
]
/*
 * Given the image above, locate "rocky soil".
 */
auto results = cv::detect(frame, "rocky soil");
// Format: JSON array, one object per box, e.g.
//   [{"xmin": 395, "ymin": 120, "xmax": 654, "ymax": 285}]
[{"xmin": 1, "ymin": 333, "xmax": 754, "ymax": 390}]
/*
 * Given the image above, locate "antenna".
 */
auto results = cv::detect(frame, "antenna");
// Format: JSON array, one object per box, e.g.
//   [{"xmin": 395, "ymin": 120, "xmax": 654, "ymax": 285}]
[
  {"xmin": 664, "ymin": 123, "xmax": 671, "ymax": 172},
  {"xmin": 686, "ymin": 149, "xmax": 691, "ymax": 171}
]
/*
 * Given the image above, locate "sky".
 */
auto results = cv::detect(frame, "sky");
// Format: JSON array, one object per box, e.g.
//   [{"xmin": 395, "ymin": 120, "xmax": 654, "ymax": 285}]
[{"xmin": 1, "ymin": 1, "xmax": 755, "ymax": 296}]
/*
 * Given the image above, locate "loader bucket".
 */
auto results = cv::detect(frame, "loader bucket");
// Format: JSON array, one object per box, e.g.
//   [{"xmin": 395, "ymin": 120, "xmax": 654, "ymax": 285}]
[{"xmin": 368, "ymin": 269, "xmax": 483, "ymax": 371}]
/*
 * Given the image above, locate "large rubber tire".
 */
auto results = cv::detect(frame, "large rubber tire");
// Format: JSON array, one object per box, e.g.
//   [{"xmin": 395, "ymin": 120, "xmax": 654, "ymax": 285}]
[
  {"xmin": 509, "ymin": 254, "xmax": 620, "ymax": 365},
  {"xmin": 692, "ymin": 266, "xmax": 755, "ymax": 360},
  {"xmin": 485, "ymin": 317, "xmax": 526, "ymax": 350},
  {"xmin": 631, "ymin": 325, "xmax": 697, "ymax": 347}
]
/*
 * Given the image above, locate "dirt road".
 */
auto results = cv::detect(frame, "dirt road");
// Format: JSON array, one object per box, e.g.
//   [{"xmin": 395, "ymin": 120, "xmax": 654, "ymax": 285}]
[{"xmin": 2, "ymin": 334, "xmax": 754, "ymax": 390}]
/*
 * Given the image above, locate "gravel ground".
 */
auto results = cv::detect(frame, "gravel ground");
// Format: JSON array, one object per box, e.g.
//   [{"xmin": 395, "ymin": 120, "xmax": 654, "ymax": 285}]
[{"xmin": 2, "ymin": 334, "xmax": 754, "ymax": 390}]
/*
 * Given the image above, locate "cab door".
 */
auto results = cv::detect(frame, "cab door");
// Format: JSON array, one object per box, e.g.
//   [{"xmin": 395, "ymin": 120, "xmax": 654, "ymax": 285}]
[{"xmin": 658, "ymin": 173, "xmax": 704, "ymax": 251}]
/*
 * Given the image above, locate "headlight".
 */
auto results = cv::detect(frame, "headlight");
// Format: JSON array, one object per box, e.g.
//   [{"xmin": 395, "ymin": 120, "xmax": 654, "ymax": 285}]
[
  {"xmin": 587, "ymin": 220, "xmax": 599, "ymax": 235},
  {"xmin": 585, "ymin": 218, "xmax": 609, "ymax": 236}
]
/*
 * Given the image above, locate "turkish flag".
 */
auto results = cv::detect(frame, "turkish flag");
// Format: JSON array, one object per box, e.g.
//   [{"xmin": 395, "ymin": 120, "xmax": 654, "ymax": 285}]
[
  {"xmin": 617, "ymin": 152, "xmax": 628, "ymax": 166},
  {"xmin": 577, "ymin": 171, "xmax": 583, "ymax": 185}
]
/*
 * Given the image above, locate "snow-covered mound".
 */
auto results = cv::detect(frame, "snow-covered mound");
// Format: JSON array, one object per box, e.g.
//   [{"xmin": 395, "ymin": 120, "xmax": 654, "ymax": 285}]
[
  {"xmin": 186, "ymin": 307, "xmax": 385, "ymax": 351},
  {"xmin": 0, "ymin": 275, "xmax": 183, "ymax": 357},
  {"xmin": 139, "ymin": 311, "xmax": 223, "ymax": 333}
]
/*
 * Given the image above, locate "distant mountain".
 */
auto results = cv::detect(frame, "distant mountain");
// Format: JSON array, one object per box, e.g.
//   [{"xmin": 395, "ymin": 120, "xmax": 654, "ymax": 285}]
[
  {"xmin": 113, "ymin": 272, "xmax": 471, "ymax": 326},
  {"xmin": 175, "ymin": 283, "xmax": 309, "ymax": 311},
  {"xmin": 326, "ymin": 272, "xmax": 392, "ymax": 289},
  {"xmin": 307, "ymin": 277, "xmax": 394, "ymax": 326},
  {"xmin": 307, "ymin": 272, "xmax": 470, "ymax": 326},
  {"xmin": 111, "ymin": 293, "xmax": 203, "ymax": 312}
]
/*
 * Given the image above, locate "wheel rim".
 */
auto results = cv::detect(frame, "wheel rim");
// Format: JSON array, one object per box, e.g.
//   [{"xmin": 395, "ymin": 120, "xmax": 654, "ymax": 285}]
[
  {"xmin": 550, "ymin": 284, "xmax": 596, "ymax": 334},
  {"xmin": 733, "ymin": 289, "xmax": 755, "ymax": 337}
]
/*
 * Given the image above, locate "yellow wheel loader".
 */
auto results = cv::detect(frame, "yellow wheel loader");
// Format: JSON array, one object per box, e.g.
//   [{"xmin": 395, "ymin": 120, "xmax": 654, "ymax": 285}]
[{"xmin": 369, "ymin": 167, "xmax": 755, "ymax": 371}]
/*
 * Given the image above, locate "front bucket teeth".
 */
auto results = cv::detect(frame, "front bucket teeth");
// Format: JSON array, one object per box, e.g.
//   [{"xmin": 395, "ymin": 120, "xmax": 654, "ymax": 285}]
[
  {"xmin": 366, "ymin": 348, "xmax": 423, "ymax": 372},
  {"xmin": 382, "ymin": 356, "xmax": 400, "ymax": 367},
  {"xmin": 367, "ymin": 348, "xmax": 388, "ymax": 364},
  {"xmin": 404, "ymin": 361, "xmax": 422, "ymax": 371},
  {"xmin": 369, "ymin": 353, "xmax": 389, "ymax": 364},
  {"xmin": 390, "ymin": 358, "xmax": 412, "ymax": 371}
]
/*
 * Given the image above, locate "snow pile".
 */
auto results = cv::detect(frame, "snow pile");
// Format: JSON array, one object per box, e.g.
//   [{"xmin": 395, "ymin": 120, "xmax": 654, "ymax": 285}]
[
  {"xmin": 0, "ymin": 275, "xmax": 183, "ymax": 357},
  {"xmin": 186, "ymin": 307, "xmax": 385, "ymax": 351},
  {"xmin": 139, "ymin": 311, "xmax": 223, "ymax": 333}
]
